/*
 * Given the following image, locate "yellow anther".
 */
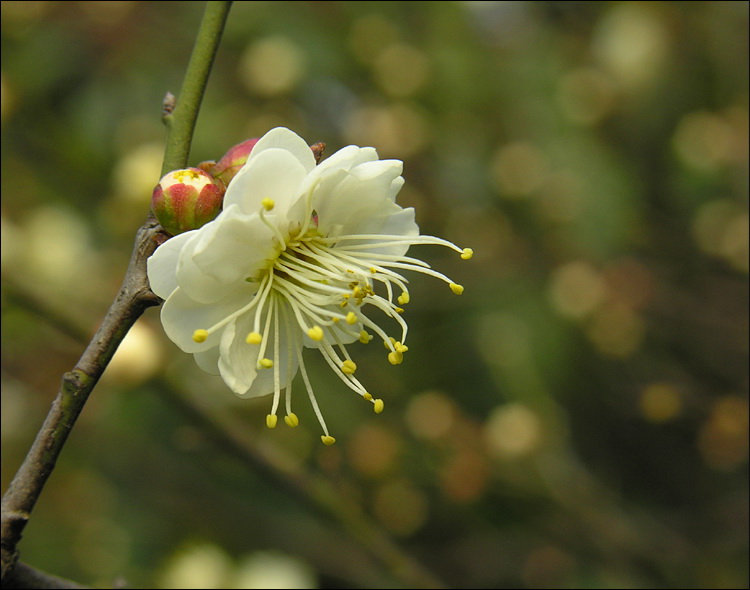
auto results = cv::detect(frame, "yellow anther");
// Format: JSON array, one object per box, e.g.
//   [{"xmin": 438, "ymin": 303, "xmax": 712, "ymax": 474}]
[
  {"xmin": 388, "ymin": 351, "xmax": 403, "ymax": 365},
  {"xmin": 261, "ymin": 198, "xmax": 275, "ymax": 211},
  {"xmin": 332, "ymin": 317, "xmax": 340, "ymax": 323},
  {"xmin": 266, "ymin": 414, "xmax": 278, "ymax": 429},
  {"xmin": 363, "ymin": 392, "xmax": 373, "ymax": 401},
  {"xmin": 341, "ymin": 359, "xmax": 357, "ymax": 375},
  {"xmin": 346, "ymin": 311, "xmax": 358, "ymax": 325},
  {"xmin": 359, "ymin": 330, "xmax": 372, "ymax": 344},
  {"xmin": 284, "ymin": 413, "xmax": 299, "ymax": 427},
  {"xmin": 373, "ymin": 399, "xmax": 384, "ymax": 414},
  {"xmin": 246, "ymin": 332, "xmax": 262, "ymax": 344},
  {"xmin": 461, "ymin": 248, "xmax": 474, "ymax": 260},
  {"xmin": 384, "ymin": 336, "xmax": 397, "ymax": 350},
  {"xmin": 321, "ymin": 435, "xmax": 336, "ymax": 446},
  {"xmin": 192, "ymin": 329, "xmax": 209, "ymax": 343},
  {"xmin": 449, "ymin": 283, "xmax": 464, "ymax": 295},
  {"xmin": 370, "ymin": 267, "xmax": 378, "ymax": 274},
  {"xmin": 307, "ymin": 326, "xmax": 324, "ymax": 341},
  {"xmin": 259, "ymin": 358, "xmax": 274, "ymax": 369},
  {"xmin": 395, "ymin": 342, "xmax": 409, "ymax": 353},
  {"xmin": 395, "ymin": 307, "xmax": 404, "ymax": 314},
  {"xmin": 397, "ymin": 292, "xmax": 410, "ymax": 305},
  {"xmin": 352, "ymin": 286, "xmax": 363, "ymax": 298}
]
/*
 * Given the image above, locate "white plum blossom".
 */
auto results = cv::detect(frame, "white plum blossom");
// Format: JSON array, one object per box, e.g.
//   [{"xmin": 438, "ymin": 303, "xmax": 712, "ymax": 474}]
[{"xmin": 147, "ymin": 127, "xmax": 472, "ymax": 444}]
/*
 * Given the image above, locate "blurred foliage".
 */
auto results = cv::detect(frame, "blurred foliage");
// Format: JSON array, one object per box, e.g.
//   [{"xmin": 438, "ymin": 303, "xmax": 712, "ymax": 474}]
[{"xmin": 1, "ymin": 1, "xmax": 748, "ymax": 588}]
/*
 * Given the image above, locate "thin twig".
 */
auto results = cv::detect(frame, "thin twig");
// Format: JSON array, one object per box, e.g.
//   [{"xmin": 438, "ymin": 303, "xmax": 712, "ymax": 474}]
[{"xmin": 161, "ymin": 1, "xmax": 233, "ymax": 176}]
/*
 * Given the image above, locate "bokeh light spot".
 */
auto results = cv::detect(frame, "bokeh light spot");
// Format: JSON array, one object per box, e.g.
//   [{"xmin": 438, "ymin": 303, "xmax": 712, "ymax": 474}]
[
  {"xmin": 485, "ymin": 403, "xmax": 542, "ymax": 459},
  {"xmin": 639, "ymin": 382, "xmax": 682, "ymax": 423}
]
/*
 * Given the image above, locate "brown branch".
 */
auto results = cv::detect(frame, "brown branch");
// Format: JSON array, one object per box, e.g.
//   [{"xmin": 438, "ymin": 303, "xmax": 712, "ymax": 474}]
[
  {"xmin": 2, "ymin": 561, "xmax": 90, "ymax": 589},
  {"xmin": 0, "ymin": 217, "xmax": 165, "ymax": 581}
]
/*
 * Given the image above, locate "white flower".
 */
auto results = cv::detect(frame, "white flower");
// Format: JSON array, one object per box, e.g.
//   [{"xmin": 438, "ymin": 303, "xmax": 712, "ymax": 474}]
[{"xmin": 148, "ymin": 128, "xmax": 472, "ymax": 444}]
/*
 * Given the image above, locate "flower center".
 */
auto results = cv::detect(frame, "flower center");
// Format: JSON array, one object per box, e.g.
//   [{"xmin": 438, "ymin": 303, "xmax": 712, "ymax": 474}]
[{"xmin": 191, "ymin": 195, "xmax": 472, "ymax": 444}]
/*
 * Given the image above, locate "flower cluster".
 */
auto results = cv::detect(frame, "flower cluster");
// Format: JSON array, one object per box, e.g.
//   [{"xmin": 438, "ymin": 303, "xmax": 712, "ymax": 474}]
[{"xmin": 147, "ymin": 128, "xmax": 471, "ymax": 444}]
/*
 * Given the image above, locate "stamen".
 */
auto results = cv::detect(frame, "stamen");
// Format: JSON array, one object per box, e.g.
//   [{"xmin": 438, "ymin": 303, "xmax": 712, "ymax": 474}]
[
  {"xmin": 259, "ymin": 358, "xmax": 274, "ymax": 368},
  {"xmin": 266, "ymin": 414, "xmax": 278, "ymax": 428},
  {"xmin": 397, "ymin": 292, "xmax": 410, "ymax": 305},
  {"xmin": 295, "ymin": 332, "xmax": 333, "ymax": 438},
  {"xmin": 341, "ymin": 359, "xmax": 357, "ymax": 375},
  {"xmin": 373, "ymin": 399, "xmax": 384, "ymax": 414},
  {"xmin": 321, "ymin": 435, "xmax": 336, "ymax": 445},
  {"xmin": 307, "ymin": 325, "xmax": 325, "ymax": 341},
  {"xmin": 246, "ymin": 332, "xmax": 262, "ymax": 344},
  {"xmin": 261, "ymin": 198, "xmax": 275, "ymax": 211},
  {"xmin": 363, "ymin": 392, "xmax": 373, "ymax": 401},
  {"xmin": 345, "ymin": 311, "xmax": 358, "ymax": 325},
  {"xmin": 388, "ymin": 350, "xmax": 403, "ymax": 365},
  {"xmin": 283, "ymin": 304, "xmax": 295, "ymax": 420},
  {"xmin": 359, "ymin": 330, "xmax": 372, "ymax": 344},
  {"xmin": 461, "ymin": 248, "xmax": 474, "ymax": 260},
  {"xmin": 192, "ymin": 329, "xmax": 208, "ymax": 343},
  {"xmin": 285, "ymin": 413, "xmax": 299, "ymax": 427},
  {"xmin": 259, "ymin": 204, "xmax": 288, "ymax": 250},
  {"xmin": 449, "ymin": 283, "xmax": 464, "ymax": 295}
]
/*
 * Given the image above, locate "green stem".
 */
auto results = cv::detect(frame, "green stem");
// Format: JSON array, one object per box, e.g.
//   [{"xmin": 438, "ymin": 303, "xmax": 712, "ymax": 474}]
[
  {"xmin": 161, "ymin": 1, "xmax": 233, "ymax": 175},
  {"xmin": 0, "ymin": 2, "xmax": 233, "ymax": 583}
]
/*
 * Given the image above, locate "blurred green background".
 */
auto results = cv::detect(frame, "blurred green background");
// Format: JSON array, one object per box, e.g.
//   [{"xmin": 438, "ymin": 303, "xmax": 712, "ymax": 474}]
[{"xmin": 1, "ymin": 1, "xmax": 748, "ymax": 588}]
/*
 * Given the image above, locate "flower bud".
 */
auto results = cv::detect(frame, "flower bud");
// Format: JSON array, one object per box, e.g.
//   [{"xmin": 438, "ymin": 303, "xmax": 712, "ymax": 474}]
[
  {"xmin": 152, "ymin": 168, "xmax": 225, "ymax": 235},
  {"xmin": 210, "ymin": 138, "xmax": 260, "ymax": 187}
]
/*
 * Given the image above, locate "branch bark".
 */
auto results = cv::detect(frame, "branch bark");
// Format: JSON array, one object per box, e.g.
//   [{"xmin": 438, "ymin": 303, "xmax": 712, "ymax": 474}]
[
  {"xmin": 0, "ymin": 2, "xmax": 233, "ymax": 582},
  {"xmin": 2, "ymin": 561, "xmax": 91, "ymax": 590},
  {"xmin": 0, "ymin": 218, "xmax": 164, "ymax": 581}
]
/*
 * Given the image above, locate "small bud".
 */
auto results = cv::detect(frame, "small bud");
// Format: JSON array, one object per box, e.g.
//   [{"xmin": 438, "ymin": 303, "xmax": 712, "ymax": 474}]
[
  {"xmin": 210, "ymin": 138, "xmax": 260, "ymax": 186},
  {"xmin": 152, "ymin": 168, "xmax": 225, "ymax": 235},
  {"xmin": 211, "ymin": 138, "xmax": 327, "ymax": 187},
  {"xmin": 310, "ymin": 142, "xmax": 326, "ymax": 163}
]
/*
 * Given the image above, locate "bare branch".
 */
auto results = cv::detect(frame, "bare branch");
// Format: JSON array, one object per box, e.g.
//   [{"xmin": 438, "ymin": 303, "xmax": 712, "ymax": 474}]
[
  {"xmin": 0, "ymin": 217, "xmax": 165, "ymax": 580},
  {"xmin": 2, "ymin": 561, "xmax": 90, "ymax": 589}
]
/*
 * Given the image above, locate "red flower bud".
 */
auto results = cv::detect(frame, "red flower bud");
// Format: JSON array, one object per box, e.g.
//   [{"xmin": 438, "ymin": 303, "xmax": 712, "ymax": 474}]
[
  {"xmin": 210, "ymin": 138, "xmax": 260, "ymax": 187},
  {"xmin": 152, "ymin": 168, "xmax": 225, "ymax": 235}
]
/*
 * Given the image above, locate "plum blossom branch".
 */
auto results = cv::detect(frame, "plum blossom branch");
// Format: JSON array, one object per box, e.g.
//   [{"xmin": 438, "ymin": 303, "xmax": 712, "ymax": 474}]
[
  {"xmin": 0, "ymin": 219, "xmax": 163, "ymax": 583},
  {"xmin": 3, "ymin": 278, "xmax": 446, "ymax": 589},
  {"xmin": 161, "ymin": 1, "xmax": 233, "ymax": 175},
  {"xmin": 0, "ymin": 2, "xmax": 232, "ymax": 583}
]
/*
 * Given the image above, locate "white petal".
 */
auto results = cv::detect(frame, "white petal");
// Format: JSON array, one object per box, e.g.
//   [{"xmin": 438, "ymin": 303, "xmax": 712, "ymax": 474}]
[
  {"xmin": 194, "ymin": 347, "xmax": 221, "ymax": 375},
  {"xmin": 160, "ymin": 284, "xmax": 256, "ymax": 353},
  {"xmin": 224, "ymin": 148, "xmax": 308, "ymax": 217},
  {"xmin": 314, "ymin": 167, "xmax": 404, "ymax": 237},
  {"xmin": 217, "ymin": 309, "xmax": 300, "ymax": 397},
  {"xmin": 298, "ymin": 145, "xmax": 379, "ymax": 196},
  {"xmin": 387, "ymin": 176, "xmax": 405, "ymax": 201},
  {"xmin": 147, "ymin": 230, "xmax": 196, "ymax": 299},
  {"xmin": 246, "ymin": 127, "xmax": 316, "ymax": 173},
  {"xmin": 218, "ymin": 315, "xmax": 259, "ymax": 395},
  {"xmin": 350, "ymin": 204, "xmax": 419, "ymax": 257},
  {"xmin": 349, "ymin": 159, "xmax": 403, "ymax": 184},
  {"xmin": 176, "ymin": 206, "xmax": 277, "ymax": 303}
]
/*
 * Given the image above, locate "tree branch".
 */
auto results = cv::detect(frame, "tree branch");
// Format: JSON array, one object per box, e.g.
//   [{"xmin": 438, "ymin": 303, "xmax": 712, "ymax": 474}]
[
  {"xmin": 0, "ymin": 2, "xmax": 234, "ymax": 583},
  {"xmin": 161, "ymin": 1, "xmax": 233, "ymax": 175},
  {"xmin": 0, "ymin": 218, "xmax": 163, "ymax": 581},
  {"xmin": 2, "ymin": 561, "xmax": 90, "ymax": 590}
]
